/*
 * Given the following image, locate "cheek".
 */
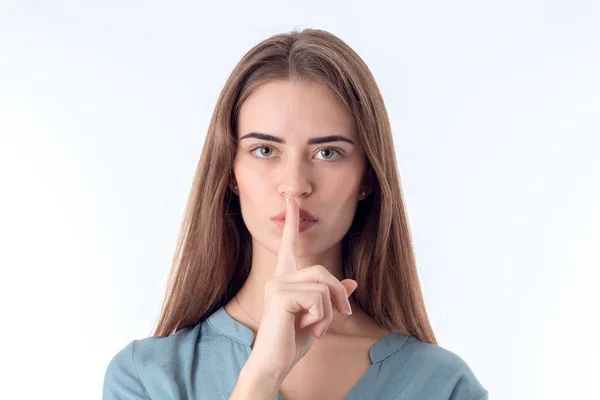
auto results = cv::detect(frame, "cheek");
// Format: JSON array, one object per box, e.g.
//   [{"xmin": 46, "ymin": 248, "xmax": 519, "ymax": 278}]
[
  {"xmin": 236, "ymin": 167, "xmax": 270, "ymax": 198},
  {"xmin": 320, "ymin": 180, "xmax": 360, "ymax": 231},
  {"xmin": 233, "ymin": 162, "xmax": 271, "ymax": 219},
  {"xmin": 322, "ymin": 169, "xmax": 362, "ymax": 198}
]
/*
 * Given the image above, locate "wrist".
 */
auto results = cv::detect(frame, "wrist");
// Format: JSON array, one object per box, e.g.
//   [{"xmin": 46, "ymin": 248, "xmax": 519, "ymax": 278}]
[
  {"xmin": 243, "ymin": 353, "xmax": 288, "ymax": 383},
  {"xmin": 234, "ymin": 355, "xmax": 287, "ymax": 398}
]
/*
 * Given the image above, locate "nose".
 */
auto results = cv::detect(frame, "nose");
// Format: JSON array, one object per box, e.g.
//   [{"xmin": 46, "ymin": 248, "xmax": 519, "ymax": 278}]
[{"xmin": 277, "ymin": 154, "xmax": 313, "ymax": 199}]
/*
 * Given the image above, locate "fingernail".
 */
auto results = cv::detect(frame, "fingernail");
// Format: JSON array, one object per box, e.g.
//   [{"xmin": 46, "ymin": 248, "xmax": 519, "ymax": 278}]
[{"xmin": 346, "ymin": 299, "xmax": 353, "ymax": 316}]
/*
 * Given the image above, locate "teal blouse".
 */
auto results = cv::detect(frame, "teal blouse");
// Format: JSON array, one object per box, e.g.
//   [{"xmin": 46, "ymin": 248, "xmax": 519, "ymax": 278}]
[{"xmin": 103, "ymin": 307, "xmax": 488, "ymax": 399}]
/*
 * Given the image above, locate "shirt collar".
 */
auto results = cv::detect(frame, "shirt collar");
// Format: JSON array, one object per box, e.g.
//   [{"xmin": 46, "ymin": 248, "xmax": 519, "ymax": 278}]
[
  {"xmin": 207, "ymin": 306, "xmax": 411, "ymax": 362},
  {"xmin": 369, "ymin": 331, "xmax": 410, "ymax": 363},
  {"xmin": 206, "ymin": 306, "xmax": 255, "ymax": 346}
]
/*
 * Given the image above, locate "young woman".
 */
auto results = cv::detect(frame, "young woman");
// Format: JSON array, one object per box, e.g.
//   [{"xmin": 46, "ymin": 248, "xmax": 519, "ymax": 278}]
[{"xmin": 103, "ymin": 28, "xmax": 488, "ymax": 400}]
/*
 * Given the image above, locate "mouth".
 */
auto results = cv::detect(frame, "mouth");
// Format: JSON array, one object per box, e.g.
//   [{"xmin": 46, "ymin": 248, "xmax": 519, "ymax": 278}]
[
  {"xmin": 272, "ymin": 207, "xmax": 318, "ymax": 222},
  {"xmin": 272, "ymin": 218, "xmax": 318, "ymax": 233}
]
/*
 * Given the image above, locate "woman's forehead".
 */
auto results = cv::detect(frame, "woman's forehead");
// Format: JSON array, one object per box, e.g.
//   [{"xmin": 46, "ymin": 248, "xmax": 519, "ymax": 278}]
[{"xmin": 237, "ymin": 79, "xmax": 357, "ymax": 142}]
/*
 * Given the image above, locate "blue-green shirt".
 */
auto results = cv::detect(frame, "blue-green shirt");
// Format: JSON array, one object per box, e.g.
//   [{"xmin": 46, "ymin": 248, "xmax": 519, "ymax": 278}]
[{"xmin": 103, "ymin": 307, "xmax": 488, "ymax": 399}]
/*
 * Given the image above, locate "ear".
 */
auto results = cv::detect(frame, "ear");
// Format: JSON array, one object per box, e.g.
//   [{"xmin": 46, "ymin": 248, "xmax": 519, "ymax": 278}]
[
  {"xmin": 229, "ymin": 179, "xmax": 239, "ymax": 195},
  {"xmin": 359, "ymin": 168, "xmax": 374, "ymax": 200}
]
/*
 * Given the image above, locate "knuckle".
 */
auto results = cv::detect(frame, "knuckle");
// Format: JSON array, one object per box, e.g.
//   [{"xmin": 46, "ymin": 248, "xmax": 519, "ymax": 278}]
[
  {"xmin": 312, "ymin": 291, "xmax": 323, "ymax": 303},
  {"xmin": 310, "ymin": 265, "xmax": 327, "ymax": 282},
  {"xmin": 316, "ymin": 264, "xmax": 328, "ymax": 275},
  {"xmin": 316, "ymin": 305, "xmax": 325, "ymax": 319},
  {"xmin": 319, "ymin": 284, "xmax": 332, "ymax": 300}
]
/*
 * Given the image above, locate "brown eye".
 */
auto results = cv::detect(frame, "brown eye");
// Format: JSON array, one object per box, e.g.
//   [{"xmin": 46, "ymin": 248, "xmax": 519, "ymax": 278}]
[
  {"xmin": 315, "ymin": 148, "xmax": 341, "ymax": 161},
  {"xmin": 250, "ymin": 145, "xmax": 343, "ymax": 162},
  {"xmin": 321, "ymin": 149, "xmax": 334, "ymax": 159},
  {"xmin": 250, "ymin": 145, "xmax": 276, "ymax": 159}
]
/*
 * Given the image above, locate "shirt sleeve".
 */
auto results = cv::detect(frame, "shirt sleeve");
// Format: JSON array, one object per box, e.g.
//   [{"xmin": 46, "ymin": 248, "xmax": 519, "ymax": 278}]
[
  {"xmin": 102, "ymin": 340, "xmax": 150, "ymax": 400},
  {"xmin": 447, "ymin": 366, "xmax": 488, "ymax": 400}
]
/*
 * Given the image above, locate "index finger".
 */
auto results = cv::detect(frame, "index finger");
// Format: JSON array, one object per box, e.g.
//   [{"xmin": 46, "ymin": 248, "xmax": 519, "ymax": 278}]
[{"xmin": 275, "ymin": 197, "xmax": 299, "ymax": 276}]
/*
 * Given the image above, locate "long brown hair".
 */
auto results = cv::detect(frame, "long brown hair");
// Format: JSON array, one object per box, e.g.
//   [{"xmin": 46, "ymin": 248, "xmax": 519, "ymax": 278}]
[{"xmin": 153, "ymin": 28, "xmax": 437, "ymax": 345}]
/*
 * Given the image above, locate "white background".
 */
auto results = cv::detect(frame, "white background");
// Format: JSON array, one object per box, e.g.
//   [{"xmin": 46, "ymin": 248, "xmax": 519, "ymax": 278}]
[{"xmin": 1, "ymin": 1, "xmax": 598, "ymax": 399}]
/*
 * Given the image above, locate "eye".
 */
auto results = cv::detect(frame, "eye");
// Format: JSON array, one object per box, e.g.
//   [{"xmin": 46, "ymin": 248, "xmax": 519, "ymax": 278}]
[
  {"xmin": 250, "ymin": 146, "xmax": 276, "ymax": 159},
  {"xmin": 249, "ymin": 145, "xmax": 343, "ymax": 162},
  {"xmin": 314, "ymin": 148, "xmax": 341, "ymax": 161}
]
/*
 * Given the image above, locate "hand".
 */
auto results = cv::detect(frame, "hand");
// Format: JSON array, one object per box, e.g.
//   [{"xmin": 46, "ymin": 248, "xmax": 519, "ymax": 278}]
[{"xmin": 247, "ymin": 197, "xmax": 358, "ymax": 381}]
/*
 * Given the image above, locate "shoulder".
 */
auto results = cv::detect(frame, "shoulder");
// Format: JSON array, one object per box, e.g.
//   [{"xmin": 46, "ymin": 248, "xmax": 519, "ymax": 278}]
[
  {"xmin": 102, "ymin": 323, "xmax": 204, "ymax": 400},
  {"xmin": 402, "ymin": 335, "xmax": 477, "ymax": 371},
  {"xmin": 102, "ymin": 312, "xmax": 252, "ymax": 400},
  {"xmin": 379, "ymin": 333, "xmax": 488, "ymax": 399}
]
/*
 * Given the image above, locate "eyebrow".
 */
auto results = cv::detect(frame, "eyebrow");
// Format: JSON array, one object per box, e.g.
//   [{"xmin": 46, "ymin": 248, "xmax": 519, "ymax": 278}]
[{"xmin": 239, "ymin": 132, "xmax": 355, "ymax": 146}]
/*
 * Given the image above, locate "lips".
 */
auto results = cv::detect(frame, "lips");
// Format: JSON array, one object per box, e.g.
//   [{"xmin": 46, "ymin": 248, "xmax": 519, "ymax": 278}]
[{"xmin": 272, "ymin": 207, "xmax": 318, "ymax": 222}]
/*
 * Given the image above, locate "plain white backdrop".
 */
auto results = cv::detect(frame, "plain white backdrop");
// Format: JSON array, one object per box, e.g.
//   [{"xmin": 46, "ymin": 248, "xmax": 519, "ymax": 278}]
[{"xmin": 1, "ymin": 1, "xmax": 598, "ymax": 399}]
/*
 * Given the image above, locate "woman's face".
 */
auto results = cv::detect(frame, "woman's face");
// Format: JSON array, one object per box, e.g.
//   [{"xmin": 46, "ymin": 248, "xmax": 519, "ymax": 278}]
[{"xmin": 233, "ymin": 79, "xmax": 371, "ymax": 262}]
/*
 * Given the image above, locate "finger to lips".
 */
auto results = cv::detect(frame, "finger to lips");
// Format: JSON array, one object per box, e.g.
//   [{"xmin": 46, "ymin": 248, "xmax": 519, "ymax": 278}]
[{"xmin": 275, "ymin": 197, "xmax": 299, "ymax": 277}]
